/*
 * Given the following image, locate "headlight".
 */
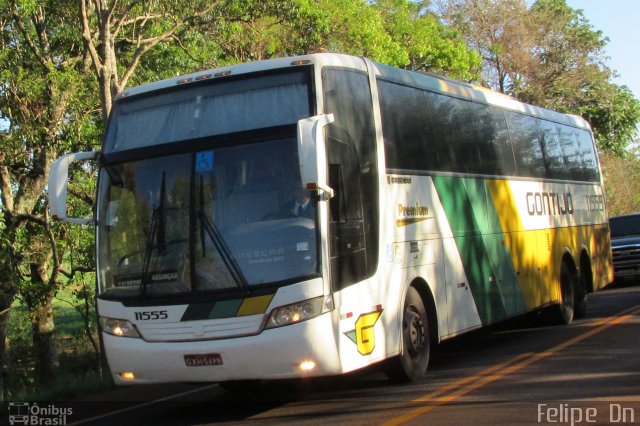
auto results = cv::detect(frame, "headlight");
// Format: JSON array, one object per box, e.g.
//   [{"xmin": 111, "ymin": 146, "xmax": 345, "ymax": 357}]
[
  {"xmin": 265, "ymin": 295, "xmax": 333, "ymax": 329},
  {"xmin": 99, "ymin": 316, "xmax": 141, "ymax": 338}
]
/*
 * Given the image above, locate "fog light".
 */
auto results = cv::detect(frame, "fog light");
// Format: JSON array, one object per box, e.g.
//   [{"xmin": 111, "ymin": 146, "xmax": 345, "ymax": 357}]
[
  {"xmin": 119, "ymin": 372, "xmax": 136, "ymax": 381},
  {"xmin": 299, "ymin": 360, "xmax": 316, "ymax": 371}
]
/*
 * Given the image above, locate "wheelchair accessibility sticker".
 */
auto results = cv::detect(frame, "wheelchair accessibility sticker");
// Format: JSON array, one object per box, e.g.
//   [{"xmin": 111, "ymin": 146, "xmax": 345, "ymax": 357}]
[{"xmin": 196, "ymin": 151, "xmax": 214, "ymax": 172}]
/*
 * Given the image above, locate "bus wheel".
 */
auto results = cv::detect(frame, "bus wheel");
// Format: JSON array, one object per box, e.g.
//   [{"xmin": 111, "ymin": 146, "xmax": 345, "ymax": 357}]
[
  {"xmin": 385, "ymin": 286, "xmax": 430, "ymax": 382},
  {"xmin": 574, "ymin": 258, "xmax": 591, "ymax": 319},
  {"xmin": 574, "ymin": 279, "xmax": 587, "ymax": 319},
  {"xmin": 556, "ymin": 261, "xmax": 576, "ymax": 325}
]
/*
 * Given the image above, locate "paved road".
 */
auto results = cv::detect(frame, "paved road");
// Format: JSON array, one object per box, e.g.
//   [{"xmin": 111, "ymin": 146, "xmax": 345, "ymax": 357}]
[{"xmin": 65, "ymin": 282, "xmax": 640, "ymax": 426}]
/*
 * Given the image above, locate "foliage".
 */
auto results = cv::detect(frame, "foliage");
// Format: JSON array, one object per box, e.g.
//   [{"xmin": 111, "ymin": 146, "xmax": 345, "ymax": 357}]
[
  {"xmin": 0, "ymin": 0, "xmax": 100, "ymax": 394},
  {"xmin": 4, "ymin": 296, "xmax": 104, "ymax": 401},
  {"xmin": 438, "ymin": 0, "xmax": 530, "ymax": 91},
  {"xmin": 210, "ymin": 0, "xmax": 329, "ymax": 64},
  {"xmin": 311, "ymin": 0, "xmax": 480, "ymax": 79},
  {"xmin": 372, "ymin": 0, "xmax": 480, "ymax": 79},
  {"xmin": 577, "ymin": 84, "xmax": 640, "ymax": 156},
  {"xmin": 601, "ymin": 149, "xmax": 640, "ymax": 216}
]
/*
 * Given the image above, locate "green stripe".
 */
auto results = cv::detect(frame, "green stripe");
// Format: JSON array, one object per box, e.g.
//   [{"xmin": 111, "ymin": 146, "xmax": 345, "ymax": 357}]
[
  {"xmin": 181, "ymin": 303, "xmax": 216, "ymax": 322},
  {"xmin": 433, "ymin": 176, "xmax": 508, "ymax": 324},
  {"xmin": 209, "ymin": 299, "xmax": 243, "ymax": 319},
  {"xmin": 180, "ymin": 294, "xmax": 274, "ymax": 322},
  {"xmin": 482, "ymin": 185, "xmax": 526, "ymax": 316}
]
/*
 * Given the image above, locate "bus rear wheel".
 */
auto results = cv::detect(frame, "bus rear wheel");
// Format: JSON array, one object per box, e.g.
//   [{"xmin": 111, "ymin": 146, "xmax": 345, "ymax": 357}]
[
  {"xmin": 556, "ymin": 261, "xmax": 576, "ymax": 325},
  {"xmin": 574, "ymin": 257, "xmax": 591, "ymax": 319},
  {"xmin": 385, "ymin": 286, "xmax": 430, "ymax": 382}
]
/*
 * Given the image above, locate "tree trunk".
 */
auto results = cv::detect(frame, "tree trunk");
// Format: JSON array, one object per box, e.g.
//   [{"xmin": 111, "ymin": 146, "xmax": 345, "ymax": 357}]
[
  {"xmin": 29, "ymin": 260, "xmax": 59, "ymax": 386},
  {"xmin": 31, "ymin": 299, "xmax": 58, "ymax": 386}
]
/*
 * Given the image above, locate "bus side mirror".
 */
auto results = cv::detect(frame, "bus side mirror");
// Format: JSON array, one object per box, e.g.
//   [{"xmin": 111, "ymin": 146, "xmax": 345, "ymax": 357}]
[
  {"xmin": 48, "ymin": 151, "xmax": 101, "ymax": 225},
  {"xmin": 297, "ymin": 114, "xmax": 335, "ymax": 201}
]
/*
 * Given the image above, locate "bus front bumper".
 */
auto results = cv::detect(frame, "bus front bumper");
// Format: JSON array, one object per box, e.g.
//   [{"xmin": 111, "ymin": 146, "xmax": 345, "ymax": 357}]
[{"xmin": 103, "ymin": 313, "xmax": 342, "ymax": 385}]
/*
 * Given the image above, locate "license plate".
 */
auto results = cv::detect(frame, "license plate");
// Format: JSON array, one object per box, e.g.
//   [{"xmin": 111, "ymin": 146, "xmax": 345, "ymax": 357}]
[{"xmin": 184, "ymin": 353, "xmax": 223, "ymax": 367}]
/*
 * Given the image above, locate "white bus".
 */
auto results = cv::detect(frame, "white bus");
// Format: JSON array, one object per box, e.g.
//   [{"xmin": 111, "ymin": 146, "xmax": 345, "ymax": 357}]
[{"xmin": 49, "ymin": 53, "xmax": 613, "ymax": 384}]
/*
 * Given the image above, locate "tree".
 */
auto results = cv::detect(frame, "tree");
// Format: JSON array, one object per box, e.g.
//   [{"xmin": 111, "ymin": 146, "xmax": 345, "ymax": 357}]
[
  {"xmin": 208, "ymin": 0, "xmax": 329, "ymax": 64},
  {"xmin": 601, "ymin": 149, "xmax": 640, "ymax": 215},
  {"xmin": 79, "ymin": 0, "xmax": 332, "ymax": 121},
  {"xmin": 373, "ymin": 0, "xmax": 480, "ymax": 79},
  {"xmin": 80, "ymin": 1, "xmax": 220, "ymax": 123},
  {"xmin": 309, "ymin": 0, "xmax": 480, "ymax": 79},
  {"xmin": 0, "ymin": 0, "xmax": 99, "ymax": 393},
  {"xmin": 576, "ymin": 83, "xmax": 640, "ymax": 156},
  {"xmin": 438, "ymin": 0, "xmax": 531, "ymax": 91}
]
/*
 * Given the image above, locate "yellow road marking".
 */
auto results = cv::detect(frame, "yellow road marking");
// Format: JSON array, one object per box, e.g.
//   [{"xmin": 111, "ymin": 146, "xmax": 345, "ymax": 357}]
[{"xmin": 383, "ymin": 305, "xmax": 640, "ymax": 426}]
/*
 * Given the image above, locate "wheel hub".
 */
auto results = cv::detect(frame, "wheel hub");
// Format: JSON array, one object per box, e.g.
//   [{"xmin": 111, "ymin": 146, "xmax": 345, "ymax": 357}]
[{"xmin": 404, "ymin": 307, "xmax": 426, "ymax": 357}]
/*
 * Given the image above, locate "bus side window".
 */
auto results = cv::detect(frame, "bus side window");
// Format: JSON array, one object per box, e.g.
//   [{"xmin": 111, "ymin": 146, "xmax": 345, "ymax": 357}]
[
  {"xmin": 539, "ymin": 119, "xmax": 564, "ymax": 179},
  {"xmin": 323, "ymin": 68, "xmax": 378, "ymax": 290},
  {"xmin": 506, "ymin": 111, "xmax": 545, "ymax": 178},
  {"xmin": 377, "ymin": 80, "xmax": 437, "ymax": 172},
  {"xmin": 327, "ymin": 134, "xmax": 367, "ymax": 288},
  {"xmin": 328, "ymin": 162, "xmax": 345, "ymax": 222},
  {"xmin": 576, "ymin": 129, "xmax": 600, "ymax": 181},
  {"xmin": 470, "ymin": 104, "xmax": 517, "ymax": 176},
  {"xmin": 432, "ymin": 93, "xmax": 480, "ymax": 173}
]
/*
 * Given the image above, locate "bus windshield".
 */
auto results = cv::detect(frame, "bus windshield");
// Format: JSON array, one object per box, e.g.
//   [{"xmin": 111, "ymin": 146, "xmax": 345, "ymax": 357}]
[{"xmin": 97, "ymin": 136, "xmax": 319, "ymax": 300}]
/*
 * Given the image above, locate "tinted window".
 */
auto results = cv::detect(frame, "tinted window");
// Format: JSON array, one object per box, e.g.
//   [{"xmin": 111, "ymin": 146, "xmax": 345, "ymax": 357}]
[
  {"xmin": 470, "ymin": 103, "xmax": 517, "ymax": 175},
  {"xmin": 105, "ymin": 70, "xmax": 311, "ymax": 152},
  {"xmin": 429, "ymin": 93, "xmax": 479, "ymax": 173},
  {"xmin": 506, "ymin": 112, "xmax": 545, "ymax": 178},
  {"xmin": 377, "ymin": 79, "xmax": 598, "ymax": 182},
  {"xmin": 610, "ymin": 214, "xmax": 640, "ymax": 237},
  {"xmin": 539, "ymin": 120, "xmax": 563, "ymax": 179},
  {"xmin": 378, "ymin": 80, "xmax": 437, "ymax": 171},
  {"xmin": 323, "ymin": 68, "xmax": 379, "ymax": 288},
  {"xmin": 577, "ymin": 129, "xmax": 600, "ymax": 181}
]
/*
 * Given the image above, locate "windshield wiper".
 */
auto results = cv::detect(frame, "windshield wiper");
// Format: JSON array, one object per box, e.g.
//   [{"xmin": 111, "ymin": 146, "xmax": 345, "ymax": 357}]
[
  {"xmin": 141, "ymin": 172, "xmax": 167, "ymax": 297},
  {"xmin": 197, "ymin": 175, "xmax": 249, "ymax": 292}
]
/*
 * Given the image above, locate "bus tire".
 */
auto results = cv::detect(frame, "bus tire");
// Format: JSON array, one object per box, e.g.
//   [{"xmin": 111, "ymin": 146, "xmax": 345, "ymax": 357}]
[
  {"xmin": 556, "ymin": 261, "xmax": 576, "ymax": 325},
  {"xmin": 574, "ymin": 280, "xmax": 587, "ymax": 319},
  {"xmin": 574, "ymin": 255, "xmax": 592, "ymax": 319},
  {"xmin": 385, "ymin": 286, "xmax": 430, "ymax": 383}
]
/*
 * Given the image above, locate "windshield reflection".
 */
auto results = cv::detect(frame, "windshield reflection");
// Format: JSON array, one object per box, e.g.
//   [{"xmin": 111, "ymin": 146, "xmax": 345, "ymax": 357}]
[{"xmin": 97, "ymin": 137, "xmax": 318, "ymax": 300}]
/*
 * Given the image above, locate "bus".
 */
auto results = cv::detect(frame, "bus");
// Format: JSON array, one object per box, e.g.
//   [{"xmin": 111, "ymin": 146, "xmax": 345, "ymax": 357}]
[{"xmin": 48, "ymin": 53, "xmax": 613, "ymax": 385}]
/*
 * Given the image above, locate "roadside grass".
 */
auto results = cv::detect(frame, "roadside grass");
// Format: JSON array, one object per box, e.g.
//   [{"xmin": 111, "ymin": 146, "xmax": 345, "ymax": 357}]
[{"xmin": 5, "ymin": 289, "xmax": 113, "ymax": 401}]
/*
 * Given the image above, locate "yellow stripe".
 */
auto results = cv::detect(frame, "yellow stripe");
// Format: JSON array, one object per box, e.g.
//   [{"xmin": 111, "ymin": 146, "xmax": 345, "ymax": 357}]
[
  {"xmin": 486, "ymin": 180, "xmax": 554, "ymax": 308},
  {"xmin": 485, "ymin": 179, "xmax": 523, "ymax": 232},
  {"xmin": 484, "ymin": 180, "xmax": 613, "ymax": 308},
  {"xmin": 236, "ymin": 294, "xmax": 274, "ymax": 316}
]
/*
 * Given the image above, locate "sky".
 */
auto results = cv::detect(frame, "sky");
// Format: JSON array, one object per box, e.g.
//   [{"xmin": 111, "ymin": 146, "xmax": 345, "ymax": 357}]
[{"xmin": 564, "ymin": 0, "xmax": 640, "ymax": 101}]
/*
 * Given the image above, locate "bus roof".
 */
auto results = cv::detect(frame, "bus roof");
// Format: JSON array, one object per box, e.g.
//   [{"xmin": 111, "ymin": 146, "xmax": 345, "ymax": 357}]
[
  {"xmin": 115, "ymin": 53, "xmax": 366, "ymax": 100},
  {"xmin": 116, "ymin": 53, "xmax": 592, "ymax": 132},
  {"xmin": 371, "ymin": 60, "xmax": 591, "ymax": 131}
]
